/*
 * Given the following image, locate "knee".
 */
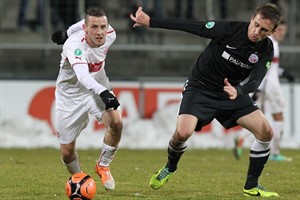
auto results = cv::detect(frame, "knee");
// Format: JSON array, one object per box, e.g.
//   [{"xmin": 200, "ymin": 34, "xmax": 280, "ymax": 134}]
[
  {"xmin": 109, "ymin": 119, "xmax": 123, "ymax": 135},
  {"xmin": 260, "ymin": 124, "xmax": 274, "ymax": 141},
  {"xmin": 175, "ymin": 126, "xmax": 194, "ymax": 142}
]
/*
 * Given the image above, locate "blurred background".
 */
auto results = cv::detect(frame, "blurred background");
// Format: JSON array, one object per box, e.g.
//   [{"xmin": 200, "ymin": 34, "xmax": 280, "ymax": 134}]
[
  {"xmin": 0, "ymin": 0, "xmax": 299, "ymax": 80},
  {"xmin": 0, "ymin": 0, "xmax": 299, "ymax": 149}
]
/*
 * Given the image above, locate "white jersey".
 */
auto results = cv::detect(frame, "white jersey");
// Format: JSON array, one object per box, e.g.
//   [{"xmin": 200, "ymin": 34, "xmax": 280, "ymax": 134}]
[
  {"xmin": 259, "ymin": 35, "xmax": 280, "ymax": 90},
  {"xmin": 257, "ymin": 35, "xmax": 284, "ymax": 113},
  {"xmin": 55, "ymin": 20, "xmax": 116, "ymax": 111}
]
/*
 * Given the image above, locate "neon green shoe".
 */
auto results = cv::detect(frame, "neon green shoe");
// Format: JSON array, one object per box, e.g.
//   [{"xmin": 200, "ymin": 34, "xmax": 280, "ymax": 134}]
[
  {"xmin": 150, "ymin": 167, "xmax": 175, "ymax": 190},
  {"xmin": 269, "ymin": 154, "xmax": 292, "ymax": 161},
  {"xmin": 243, "ymin": 185, "xmax": 279, "ymax": 197}
]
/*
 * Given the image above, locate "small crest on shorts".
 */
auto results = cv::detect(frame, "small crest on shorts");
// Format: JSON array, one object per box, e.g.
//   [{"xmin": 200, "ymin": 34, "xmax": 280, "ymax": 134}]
[
  {"xmin": 74, "ymin": 49, "xmax": 82, "ymax": 56},
  {"xmin": 248, "ymin": 53, "xmax": 259, "ymax": 63},
  {"xmin": 205, "ymin": 21, "xmax": 215, "ymax": 29}
]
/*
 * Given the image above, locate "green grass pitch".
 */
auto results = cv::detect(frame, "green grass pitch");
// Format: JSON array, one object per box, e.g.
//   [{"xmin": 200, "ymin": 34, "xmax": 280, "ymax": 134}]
[{"xmin": 0, "ymin": 148, "xmax": 299, "ymax": 200}]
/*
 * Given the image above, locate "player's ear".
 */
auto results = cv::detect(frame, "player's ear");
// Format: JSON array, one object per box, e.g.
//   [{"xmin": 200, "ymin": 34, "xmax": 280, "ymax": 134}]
[
  {"xmin": 82, "ymin": 24, "xmax": 88, "ymax": 34},
  {"xmin": 271, "ymin": 28, "xmax": 277, "ymax": 34}
]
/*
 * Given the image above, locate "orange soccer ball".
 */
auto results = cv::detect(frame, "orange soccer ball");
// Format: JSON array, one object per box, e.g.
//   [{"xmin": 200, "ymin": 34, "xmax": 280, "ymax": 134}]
[{"xmin": 66, "ymin": 172, "xmax": 97, "ymax": 200}]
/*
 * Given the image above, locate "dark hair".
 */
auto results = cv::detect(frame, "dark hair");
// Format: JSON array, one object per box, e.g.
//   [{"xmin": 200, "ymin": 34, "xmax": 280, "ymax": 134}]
[
  {"xmin": 279, "ymin": 18, "xmax": 286, "ymax": 25},
  {"xmin": 254, "ymin": 3, "xmax": 281, "ymax": 30},
  {"xmin": 85, "ymin": 7, "xmax": 106, "ymax": 24}
]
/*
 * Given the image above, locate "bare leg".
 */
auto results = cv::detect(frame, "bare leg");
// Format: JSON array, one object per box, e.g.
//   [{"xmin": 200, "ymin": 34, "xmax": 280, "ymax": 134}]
[
  {"xmin": 95, "ymin": 110, "xmax": 123, "ymax": 190},
  {"xmin": 97, "ymin": 110, "xmax": 122, "ymax": 166},
  {"xmin": 60, "ymin": 141, "xmax": 81, "ymax": 174},
  {"xmin": 270, "ymin": 112, "xmax": 283, "ymax": 156},
  {"xmin": 166, "ymin": 114, "xmax": 198, "ymax": 172}
]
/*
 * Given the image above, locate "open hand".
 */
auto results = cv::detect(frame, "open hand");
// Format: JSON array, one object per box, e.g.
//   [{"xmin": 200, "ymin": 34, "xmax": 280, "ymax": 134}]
[
  {"xmin": 223, "ymin": 78, "xmax": 237, "ymax": 100},
  {"xmin": 130, "ymin": 7, "xmax": 150, "ymax": 28}
]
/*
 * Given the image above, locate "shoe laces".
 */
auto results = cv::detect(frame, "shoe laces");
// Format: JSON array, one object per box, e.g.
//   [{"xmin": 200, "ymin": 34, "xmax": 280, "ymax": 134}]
[
  {"xmin": 101, "ymin": 168, "xmax": 112, "ymax": 179},
  {"xmin": 157, "ymin": 168, "xmax": 170, "ymax": 181},
  {"xmin": 257, "ymin": 185, "xmax": 266, "ymax": 191}
]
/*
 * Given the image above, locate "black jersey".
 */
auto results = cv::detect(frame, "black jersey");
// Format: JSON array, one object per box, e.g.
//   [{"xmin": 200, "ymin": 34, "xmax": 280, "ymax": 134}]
[{"xmin": 150, "ymin": 18, "xmax": 274, "ymax": 98}]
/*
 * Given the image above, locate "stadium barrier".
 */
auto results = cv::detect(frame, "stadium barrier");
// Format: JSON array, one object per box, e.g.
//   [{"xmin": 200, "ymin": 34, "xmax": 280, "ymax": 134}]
[{"xmin": 1, "ymin": 80, "xmax": 299, "ymax": 149}]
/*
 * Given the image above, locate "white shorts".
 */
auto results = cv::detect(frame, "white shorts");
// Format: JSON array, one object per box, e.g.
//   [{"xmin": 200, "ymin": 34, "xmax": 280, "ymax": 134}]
[
  {"xmin": 257, "ymin": 82, "xmax": 285, "ymax": 114},
  {"xmin": 55, "ymin": 93, "xmax": 120, "ymax": 144}
]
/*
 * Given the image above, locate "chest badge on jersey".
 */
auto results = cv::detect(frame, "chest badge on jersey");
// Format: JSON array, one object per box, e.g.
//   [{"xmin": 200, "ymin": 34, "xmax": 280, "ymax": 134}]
[
  {"xmin": 205, "ymin": 21, "xmax": 215, "ymax": 29},
  {"xmin": 74, "ymin": 49, "xmax": 83, "ymax": 61},
  {"xmin": 74, "ymin": 49, "xmax": 82, "ymax": 56},
  {"xmin": 248, "ymin": 53, "xmax": 259, "ymax": 63}
]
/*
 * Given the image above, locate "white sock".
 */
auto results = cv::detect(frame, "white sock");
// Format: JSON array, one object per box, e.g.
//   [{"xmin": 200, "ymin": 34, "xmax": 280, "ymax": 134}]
[
  {"xmin": 250, "ymin": 139, "xmax": 271, "ymax": 157},
  {"xmin": 62, "ymin": 151, "xmax": 81, "ymax": 174},
  {"xmin": 98, "ymin": 143, "xmax": 118, "ymax": 167},
  {"xmin": 271, "ymin": 121, "xmax": 283, "ymax": 156}
]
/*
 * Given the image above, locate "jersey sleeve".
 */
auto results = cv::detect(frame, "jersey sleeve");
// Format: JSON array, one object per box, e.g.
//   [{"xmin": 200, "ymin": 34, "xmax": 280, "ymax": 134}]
[
  {"xmin": 150, "ymin": 18, "xmax": 229, "ymax": 40},
  {"xmin": 65, "ymin": 41, "xmax": 88, "ymax": 66},
  {"xmin": 237, "ymin": 62, "xmax": 269, "ymax": 95},
  {"xmin": 106, "ymin": 24, "xmax": 116, "ymax": 47},
  {"xmin": 237, "ymin": 45, "xmax": 273, "ymax": 95},
  {"xmin": 73, "ymin": 63, "xmax": 106, "ymax": 95},
  {"xmin": 67, "ymin": 19, "xmax": 84, "ymax": 37}
]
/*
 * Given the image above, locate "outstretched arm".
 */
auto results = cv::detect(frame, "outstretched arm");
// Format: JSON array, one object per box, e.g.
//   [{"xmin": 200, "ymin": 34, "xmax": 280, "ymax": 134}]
[
  {"xmin": 51, "ymin": 20, "xmax": 84, "ymax": 45},
  {"xmin": 130, "ymin": 7, "xmax": 226, "ymax": 40}
]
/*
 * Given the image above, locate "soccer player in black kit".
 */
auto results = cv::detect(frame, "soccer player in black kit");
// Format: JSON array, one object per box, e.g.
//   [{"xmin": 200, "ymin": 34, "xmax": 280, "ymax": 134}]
[{"xmin": 131, "ymin": 3, "xmax": 281, "ymax": 198}]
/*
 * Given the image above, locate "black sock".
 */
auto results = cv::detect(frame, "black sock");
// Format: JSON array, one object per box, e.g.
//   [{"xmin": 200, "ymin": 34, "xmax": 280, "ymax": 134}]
[
  {"xmin": 244, "ymin": 150, "xmax": 270, "ymax": 189},
  {"xmin": 166, "ymin": 142, "xmax": 187, "ymax": 172}
]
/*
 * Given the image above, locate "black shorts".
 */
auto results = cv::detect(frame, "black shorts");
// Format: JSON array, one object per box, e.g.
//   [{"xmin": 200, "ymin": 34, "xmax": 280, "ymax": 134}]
[{"xmin": 178, "ymin": 86, "xmax": 259, "ymax": 131}]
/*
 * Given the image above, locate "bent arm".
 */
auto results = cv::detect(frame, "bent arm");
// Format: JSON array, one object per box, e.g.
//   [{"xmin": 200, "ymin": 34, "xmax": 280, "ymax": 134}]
[
  {"xmin": 236, "ymin": 64, "xmax": 268, "ymax": 96},
  {"xmin": 73, "ymin": 63, "xmax": 106, "ymax": 95}
]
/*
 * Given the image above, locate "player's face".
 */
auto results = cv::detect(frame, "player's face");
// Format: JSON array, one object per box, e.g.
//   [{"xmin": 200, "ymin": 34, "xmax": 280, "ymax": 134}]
[
  {"xmin": 248, "ymin": 14, "xmax": 275, "ymax": 42},
  {"xmin": 84, "ymin": 15, "xmax": 108, "ymax": 47},
  {"xmin": 272, "ymin": 24, "xmax": 287, "ymax": 42}
]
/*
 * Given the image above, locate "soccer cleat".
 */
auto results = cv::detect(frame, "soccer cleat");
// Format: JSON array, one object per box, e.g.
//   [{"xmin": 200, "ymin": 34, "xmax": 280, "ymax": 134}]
[
  {"xmin": 243, "ymin": 185, "xmax": 279, "ymax": 197},
  {"xmin": 269, "ymin": 154, "xmax": 292, "ymax": 161},
  {"xmin": 150, "ymin": 166, "xmax": 175, "ymax": 190},
  {"xmin": 95, "ymin": 164, "xmax": 115, "ymax": 190},
  {"xmin": 233, "ymin": 136, "xmax": 244, "ymax": 160}
]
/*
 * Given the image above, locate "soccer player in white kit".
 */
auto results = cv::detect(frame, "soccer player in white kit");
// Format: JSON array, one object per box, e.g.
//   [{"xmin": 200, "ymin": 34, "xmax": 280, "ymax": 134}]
[
  {"xmin": 54, "ymin": 8, "xmax": 122, "ymax": 190},
  {"xmin": 234, "ymin": 20, "xmax": 294, "ymax": 161},
  {"xmin": 257, "ymin": 20, "xmax": 293, "ymax": 161}
]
